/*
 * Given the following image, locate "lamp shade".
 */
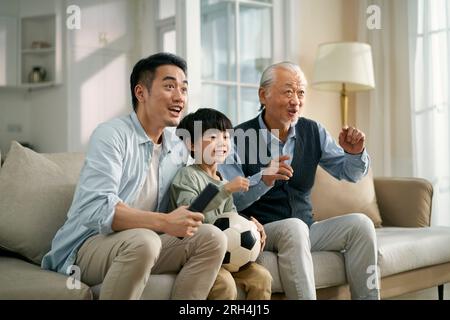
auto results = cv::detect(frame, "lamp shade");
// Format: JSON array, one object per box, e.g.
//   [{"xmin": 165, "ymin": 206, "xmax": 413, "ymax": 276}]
[{"xmin": 311, "ymin": 42, "xmax": 375, "ymax": 92}]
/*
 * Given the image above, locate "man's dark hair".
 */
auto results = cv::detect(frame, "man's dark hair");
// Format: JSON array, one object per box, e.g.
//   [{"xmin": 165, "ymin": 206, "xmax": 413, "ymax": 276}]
[
  {"xmin": 130, "ymin": 52, "xmax": 187, "ymax": 111},
  {"xmin": 176, "ymin": 108, "xmax": 233, "ymax": 157}
]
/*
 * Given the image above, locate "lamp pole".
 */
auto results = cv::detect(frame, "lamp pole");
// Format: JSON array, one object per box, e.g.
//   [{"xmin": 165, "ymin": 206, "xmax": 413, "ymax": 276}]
[{"xmin": 340, "ymin": 83, "xmax": 348, "ymax": 127}]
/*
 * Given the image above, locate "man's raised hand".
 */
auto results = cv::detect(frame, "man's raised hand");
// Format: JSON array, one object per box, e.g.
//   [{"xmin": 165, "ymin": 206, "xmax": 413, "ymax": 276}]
[{"xmin": 339, "ymin": 126, "xmax": 366, "ymax": 155}]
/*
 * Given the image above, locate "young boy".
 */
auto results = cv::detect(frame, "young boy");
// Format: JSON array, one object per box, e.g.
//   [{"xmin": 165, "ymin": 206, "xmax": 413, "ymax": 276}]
[{"xmin": 169, "ymin": 108, "xmax": 272, "ymax": 300}]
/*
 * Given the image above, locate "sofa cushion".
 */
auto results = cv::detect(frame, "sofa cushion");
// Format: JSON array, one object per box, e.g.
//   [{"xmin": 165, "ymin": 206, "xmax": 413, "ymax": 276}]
[
  {"xmin": 0, "ymin": 256, "xmax": 92, "ymax": 299},
  {"xmin": 0, "ymin": 141, "xmax": 82, "ymax": 265},
  {"xmin": 41, "ymin": 152, "xmax": 85, "ymax": 183},
  {"xmin": 311, "ymin": 166, "xmax": 382, "ymax": 227},
  {"xmin": 376, "ymin": 226, "xmax": 450, "ymax": 277}
]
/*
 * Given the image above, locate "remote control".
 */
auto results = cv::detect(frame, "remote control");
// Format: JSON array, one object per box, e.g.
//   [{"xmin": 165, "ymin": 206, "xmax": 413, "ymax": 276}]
[
  {"xmin": 177, "ymin": 183, "xmax": 220, "ymax": 240},
  {"xmin": 189, "ymin": 183, "xmax": 220, "ymax": 213}
]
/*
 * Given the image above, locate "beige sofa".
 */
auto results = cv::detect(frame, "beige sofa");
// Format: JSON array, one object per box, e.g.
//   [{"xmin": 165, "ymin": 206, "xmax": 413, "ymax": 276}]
[{"xmin": 1, "ymin": 141, "xmax": 450, "ymax": 300}]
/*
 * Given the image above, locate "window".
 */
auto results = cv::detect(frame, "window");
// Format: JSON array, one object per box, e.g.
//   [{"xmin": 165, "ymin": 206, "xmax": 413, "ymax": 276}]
[
  {"xmin": 152, "ymin": 0, "xmax": 289, "ymax": 124},
  {"xmin": 157, "ymin": 0, "xmax": 176, "ymax": 54},
  {"xmin": 200, "ymin": 0, "xmax": 275, "ymax": 124},
  {"xmin": 411, "ymin": 0, "xmax": 450, "ymax": 226}
]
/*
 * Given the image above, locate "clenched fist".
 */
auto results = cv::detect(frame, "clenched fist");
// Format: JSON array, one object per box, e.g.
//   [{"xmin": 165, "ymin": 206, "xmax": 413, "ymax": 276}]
[{"xmin": 339, "ymin": 126, "xmax": 366, "ymax": 155}]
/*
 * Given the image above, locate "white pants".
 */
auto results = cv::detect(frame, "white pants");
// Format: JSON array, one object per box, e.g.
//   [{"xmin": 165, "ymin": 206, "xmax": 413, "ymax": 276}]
[{"xmin": 259, "ymin": 213, "xmax": 380, "ymax": 300}]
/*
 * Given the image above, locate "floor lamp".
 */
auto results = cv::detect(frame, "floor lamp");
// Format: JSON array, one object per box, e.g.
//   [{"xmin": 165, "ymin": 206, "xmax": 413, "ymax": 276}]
[{"xmin": 311, "ymin": 42, "xmax": 375, "ymax": 127}]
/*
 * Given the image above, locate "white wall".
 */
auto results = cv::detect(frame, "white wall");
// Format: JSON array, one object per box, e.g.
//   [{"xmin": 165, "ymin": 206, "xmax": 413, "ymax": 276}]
[
  {"xmin": 0, "ymin": 0, "xmax": 22, "ymax": 155},
  {"xmin": 291, "ymin": 0, "xmax": 359, "ymax": 138},
  {"xmin": 30, "ymin": 85, "xmax": 68, "ymax": 152},
  {"xmin": 0, "ymin": 87, "xmax": 68, "ymax": 154},
  {"xmin": 19, "ymin": 0, "xmax": 57, "ymax": 17},
  {"xmin": 66, "ymin": 0, "xmax": 138, "ymax": 152},
  {"xmin": 0, "ymin": 90, "xmax": 31, "ymax": 153}
]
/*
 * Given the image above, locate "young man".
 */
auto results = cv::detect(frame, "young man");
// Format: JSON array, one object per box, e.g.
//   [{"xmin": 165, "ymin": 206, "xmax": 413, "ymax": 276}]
[
  {"xmin": 42, "ymin": 53, "xmax": 228, "ymax": 300},
  {"xmin": 219, "ymin": 62, "xmax": 380, "ymax": 300}
]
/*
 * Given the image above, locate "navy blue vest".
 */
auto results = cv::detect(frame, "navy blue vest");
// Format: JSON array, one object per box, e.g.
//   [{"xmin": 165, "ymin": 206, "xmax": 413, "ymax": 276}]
[{"xmin": 236, "ymin": 115, "xmax": 322, "ymax": 227}]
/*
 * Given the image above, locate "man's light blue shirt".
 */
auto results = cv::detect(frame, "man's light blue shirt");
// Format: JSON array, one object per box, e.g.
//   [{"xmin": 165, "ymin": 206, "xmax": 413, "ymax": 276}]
[
  {"xmin": 41, "ymin": 112, "xmax": 189, "ymax": 274},
  {"xmin": 219, "ymin": 113, "xmax": 370, "ymax": 211}
]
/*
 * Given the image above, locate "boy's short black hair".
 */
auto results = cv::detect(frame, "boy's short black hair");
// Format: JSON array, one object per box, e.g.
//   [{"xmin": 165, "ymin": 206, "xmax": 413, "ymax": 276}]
[
  {"xmin": 130, "ymin": 52, "xmax": 187, "ymax": 111},
  {"xmin": 176, "ymin": 108, "xmax": 233, "ymax": 156}
]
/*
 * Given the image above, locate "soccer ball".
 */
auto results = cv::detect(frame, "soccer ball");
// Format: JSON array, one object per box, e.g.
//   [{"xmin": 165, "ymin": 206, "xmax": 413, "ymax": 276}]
[{"xmin": 213, "ymin": 212, "xmax": 261, "ymax": 272}]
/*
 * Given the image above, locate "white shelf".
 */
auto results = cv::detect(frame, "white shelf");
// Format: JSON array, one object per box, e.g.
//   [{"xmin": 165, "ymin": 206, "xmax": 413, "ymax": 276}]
[
  {"xmin": 0, "ymin": 81, "xmax": 57, "ymax": 91},
  {"xmin": 22, "ymin": 47, "xmax": 55, "ymax": 54},
  {"xmin": 19, "ymin": 81, "xmax": 55, "ymax": 89},
  {"xmin": 20, "ymin": 14, "xmax": 57, "ymax": 86}
]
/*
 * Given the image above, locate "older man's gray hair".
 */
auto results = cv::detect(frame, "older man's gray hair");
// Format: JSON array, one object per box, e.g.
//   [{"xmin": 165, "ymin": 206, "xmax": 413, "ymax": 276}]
[{"xmin": 260, "ymin": 62, "xmax": 308, "ymax": 90}]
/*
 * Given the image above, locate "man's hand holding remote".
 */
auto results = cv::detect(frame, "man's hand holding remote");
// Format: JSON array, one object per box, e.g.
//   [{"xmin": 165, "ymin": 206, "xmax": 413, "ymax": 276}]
[{"xmin": 162, "ymin": 206, "xmax": 204, "ymax": 238}]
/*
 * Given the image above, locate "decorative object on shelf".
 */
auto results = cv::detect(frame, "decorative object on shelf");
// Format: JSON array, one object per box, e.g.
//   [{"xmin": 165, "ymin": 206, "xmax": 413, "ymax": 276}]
[
  {"xmin": 28, "ymin": 66, "xmax": 47, "ymax": 83},
  {"xmin": 311, "ymin": 42, "xmax": 375, "ymax": 127},
  {"xmin": 31, "ymin": 41, "xmax": 51, "ymax": 49},
  {"xmin": 20, "ymin": 14, "xmax": 59, "ymax": 88}
]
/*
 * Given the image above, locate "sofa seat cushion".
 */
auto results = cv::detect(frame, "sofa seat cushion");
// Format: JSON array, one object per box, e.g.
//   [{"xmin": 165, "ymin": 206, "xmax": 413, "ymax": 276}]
[
  {"xmin": 0, "ymin": 256, "xmax": 92, "ymax": 299},
  {"xmin": 258, "ymin": 250, "xmax": 346, "ymax": 292},
  {"xmin": 377, "ymin": 226, "xmax": 450, "ymax": 277}
]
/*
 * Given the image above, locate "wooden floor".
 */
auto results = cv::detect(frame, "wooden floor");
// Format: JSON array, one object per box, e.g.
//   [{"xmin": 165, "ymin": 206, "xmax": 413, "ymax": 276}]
[
  {"xmin": 272, "ymin": 284, "xmax": 450, "ymax": 300},
  {"xmin": 388, "ymin": 284, "xmax": 450, "ymax": 300}
]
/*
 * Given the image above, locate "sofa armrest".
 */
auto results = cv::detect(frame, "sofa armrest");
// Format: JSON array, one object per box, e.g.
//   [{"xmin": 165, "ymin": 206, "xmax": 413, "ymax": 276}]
[{"xmin": 374, "ymin": 177, "xmax": 433, "ymax": 227}]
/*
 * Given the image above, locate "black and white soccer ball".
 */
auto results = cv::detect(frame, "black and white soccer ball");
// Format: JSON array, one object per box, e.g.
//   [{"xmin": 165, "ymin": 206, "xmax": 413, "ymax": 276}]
[{"xmin": 213, "ymin": 212, "xmax": 261, "ymax": 272}]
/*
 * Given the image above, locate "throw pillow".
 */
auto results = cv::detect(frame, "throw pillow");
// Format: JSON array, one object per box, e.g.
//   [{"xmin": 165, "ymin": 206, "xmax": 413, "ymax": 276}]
[
  {"xmin": 0, "ymin": 141, "xmax": 79, "ymax": 265},
  {"xmin": 311, "ymin": 166, "xmax": 383, "ymax": 227}
]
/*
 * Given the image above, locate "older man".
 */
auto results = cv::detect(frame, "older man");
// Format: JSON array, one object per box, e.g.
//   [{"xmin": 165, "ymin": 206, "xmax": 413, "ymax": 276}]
[{"xmin": 219, "ymin": 62, "xmax": 380, "ymax": 300}]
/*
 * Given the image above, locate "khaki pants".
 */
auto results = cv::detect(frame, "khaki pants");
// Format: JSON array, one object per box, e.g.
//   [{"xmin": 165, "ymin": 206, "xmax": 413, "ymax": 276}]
[
  {"xmin": 76, "ymin": 224, "xmax": 228, "ymax": 300},
  {"xmin": 208, "ymin": 262, "xmax": 272, "ymax": 300}
]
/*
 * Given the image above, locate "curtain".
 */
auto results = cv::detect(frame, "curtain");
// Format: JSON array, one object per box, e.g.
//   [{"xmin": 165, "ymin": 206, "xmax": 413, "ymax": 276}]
[
  {"xmin": 356, "ymin": 0, "xmax": 414, "ymax": 178},
  {"xmin": 408, "ymin": 0, "xmax": 450, "ymax": 226}
]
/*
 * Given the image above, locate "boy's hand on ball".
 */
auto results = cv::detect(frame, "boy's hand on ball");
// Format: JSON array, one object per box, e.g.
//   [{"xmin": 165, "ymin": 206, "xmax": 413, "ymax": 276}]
[
  {"xmin": 251, "ymin": 216, "xmax": 266, "ymax": 251},
  {"xmin": 225, "ymin": 176, "xmax": 250, "ymax": 193}
]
